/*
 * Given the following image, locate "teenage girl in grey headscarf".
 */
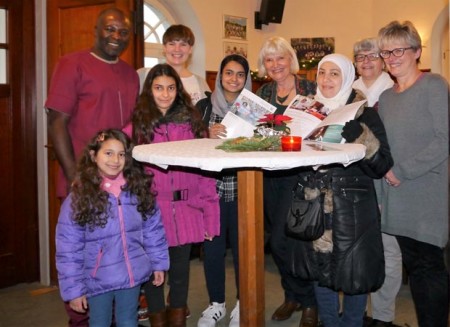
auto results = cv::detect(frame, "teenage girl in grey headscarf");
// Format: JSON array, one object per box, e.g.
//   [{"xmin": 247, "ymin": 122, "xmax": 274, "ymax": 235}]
[{"xmin": 195, "ymin": 54, "xmax": 251, "ymax": 327}]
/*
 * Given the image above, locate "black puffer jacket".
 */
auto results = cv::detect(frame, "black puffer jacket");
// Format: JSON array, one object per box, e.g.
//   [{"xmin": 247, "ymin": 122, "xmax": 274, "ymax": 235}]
[{"xmin": 288, "ymin": 90, "xmax": 393, "ymax": 295}]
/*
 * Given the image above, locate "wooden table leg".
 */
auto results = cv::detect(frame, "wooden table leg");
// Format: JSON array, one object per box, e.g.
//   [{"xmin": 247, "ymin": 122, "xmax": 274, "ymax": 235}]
[{"xmin": 237, "ymin": 170, "xmax": 265, "ymax": 326}]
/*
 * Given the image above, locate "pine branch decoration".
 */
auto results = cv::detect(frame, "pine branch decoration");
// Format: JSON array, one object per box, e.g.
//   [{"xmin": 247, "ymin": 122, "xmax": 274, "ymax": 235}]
[{"xmin": 216, "ymin": 135, "xmax": 281, "ymax": 152}]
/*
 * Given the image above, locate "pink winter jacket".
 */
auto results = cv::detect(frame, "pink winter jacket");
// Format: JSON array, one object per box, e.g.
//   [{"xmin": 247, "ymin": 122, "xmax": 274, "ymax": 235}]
[{"xmin": 124, "ymin": 122, "xmax": 220, "ymax": 247}]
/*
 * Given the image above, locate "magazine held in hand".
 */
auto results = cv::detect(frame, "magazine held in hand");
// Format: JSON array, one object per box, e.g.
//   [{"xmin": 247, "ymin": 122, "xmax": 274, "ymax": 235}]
[
  {"xmin": 284, "ymin": 95, "xmax": 366, "ymax": 143},
  {"xmin": 220, "ymin": 88, "xmax": 276, "ymax": 138},
  {"xmin": 219, "ymin": 89, "xmax": 365, "ymax": 144}
]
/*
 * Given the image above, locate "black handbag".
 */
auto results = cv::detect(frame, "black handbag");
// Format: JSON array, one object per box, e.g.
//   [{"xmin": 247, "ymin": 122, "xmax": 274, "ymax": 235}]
[{"xmin": 285, "ymin": 174, "xmax": 325, "ymax": 241}]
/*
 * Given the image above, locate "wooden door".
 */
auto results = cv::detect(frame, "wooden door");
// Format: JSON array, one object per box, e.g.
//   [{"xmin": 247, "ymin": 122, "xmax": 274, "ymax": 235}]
[
  {"xmin": 46, "ymin": 0, "xmax": 140, "ymax": 282},
  {"xmin": 0, "ymin": 0, "xmax": 39, "ymax": 287}
]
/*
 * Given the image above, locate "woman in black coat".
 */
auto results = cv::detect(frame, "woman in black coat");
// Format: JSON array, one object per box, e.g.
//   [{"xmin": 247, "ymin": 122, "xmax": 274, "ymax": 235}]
[{"xmin": 288, "ymin": 54, "xmax": 393, "ymax": 327}]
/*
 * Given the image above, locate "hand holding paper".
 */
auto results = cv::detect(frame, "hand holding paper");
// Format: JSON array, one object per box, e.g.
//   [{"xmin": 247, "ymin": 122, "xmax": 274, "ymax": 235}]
[
  {"xmin": 284, "ymin": 94, "xmax": 366, "ymax": 143},
  {"xmin": 218, "ymin": 88, "xmax": 276, "ymax": 138}
]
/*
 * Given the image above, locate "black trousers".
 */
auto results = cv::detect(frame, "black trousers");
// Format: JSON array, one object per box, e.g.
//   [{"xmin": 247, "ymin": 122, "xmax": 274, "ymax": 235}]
[
  {"xmin": 144, "ymin": 244, "xmax": 192, "ymax": 313},
  {"xmin": 396, "ymin": 235, "xmax": 449, "ymax": 327},
  {"xmin": 203, "ymin": 197, "xmax": 239, "ymax": 303},
  {"xmin": 264, "ymin": 169, "xmax": 316, "ymax": 307}
]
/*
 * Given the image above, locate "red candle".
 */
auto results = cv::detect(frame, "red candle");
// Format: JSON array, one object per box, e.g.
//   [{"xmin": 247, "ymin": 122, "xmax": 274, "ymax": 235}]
[{"xmin": 281, "ymin": 136, "xmax": 302, "ymax": 151}]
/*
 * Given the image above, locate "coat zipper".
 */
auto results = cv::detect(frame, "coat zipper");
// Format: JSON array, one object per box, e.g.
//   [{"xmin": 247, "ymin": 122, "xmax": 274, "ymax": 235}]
[
  {"xmin": 340, "ymin": 188, "xmax": 369, "ymax": 197},
  {"xmin": 164, "ymin": 125, "xmax": 181, "ymax": 245},
  {"xmin": 117, "ymin": 196, "xmax": 135, "ymax": 287}
]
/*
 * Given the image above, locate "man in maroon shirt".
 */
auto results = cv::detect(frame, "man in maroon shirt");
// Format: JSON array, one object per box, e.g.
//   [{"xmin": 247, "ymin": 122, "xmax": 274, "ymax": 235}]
[{"xmin": 45, "ymin": 7, "xmax": 138, "ymax": 327}]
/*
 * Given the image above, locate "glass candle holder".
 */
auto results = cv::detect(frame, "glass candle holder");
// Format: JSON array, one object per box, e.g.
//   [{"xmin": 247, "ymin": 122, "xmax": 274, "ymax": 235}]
[{"xmin": 281, "ymin": 136, "xmax": 302, "ymax": 151}]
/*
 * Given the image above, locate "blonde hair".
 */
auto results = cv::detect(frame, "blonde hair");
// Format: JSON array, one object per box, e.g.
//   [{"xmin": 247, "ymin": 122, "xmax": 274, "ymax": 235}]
[
  {"xmin": 378, "ymin": 21, "xmax": 422, "ymax": 63},
  {"xmin": 257, "ymin": 36, "xmax": 299, "ymax": 77}
]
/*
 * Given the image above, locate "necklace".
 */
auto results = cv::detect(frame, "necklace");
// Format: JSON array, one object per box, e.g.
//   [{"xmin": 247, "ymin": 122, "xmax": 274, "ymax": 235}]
[
  {"xmin": 276, "ymin": 86, "xmax": 294, "ymax": 104},
  {"xmin": 276, "ymin": 93, "xmax": 290, "ymax": 104}
]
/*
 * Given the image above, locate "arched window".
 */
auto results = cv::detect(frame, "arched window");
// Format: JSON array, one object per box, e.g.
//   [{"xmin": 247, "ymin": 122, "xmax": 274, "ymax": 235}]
[{"xmin": 143, "ymin": 1, "xmax": 173, "ymax": 67}]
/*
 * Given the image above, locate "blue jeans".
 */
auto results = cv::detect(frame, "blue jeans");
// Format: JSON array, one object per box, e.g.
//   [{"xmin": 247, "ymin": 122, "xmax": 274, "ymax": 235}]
[
  {"xmin": 87, "ymin": 285, "xmax": 140, "ymax": 327},
  {"xmin": 314, "ymin": 284, "xmax": 367, "ymax": 327},
  {"xmin": 203, "ymin": 197, "xmax": 239, "ymax": 303}
]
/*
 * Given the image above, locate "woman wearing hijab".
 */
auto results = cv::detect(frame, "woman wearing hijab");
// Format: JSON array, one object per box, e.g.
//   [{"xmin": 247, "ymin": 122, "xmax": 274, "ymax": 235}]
[
  {"xmin": 196, "ymin": 54, "xmax": 251, "ymax": 327},
  {"xmin": 290, "ymin": 53, "xmax": 393, "ymax": 327}
]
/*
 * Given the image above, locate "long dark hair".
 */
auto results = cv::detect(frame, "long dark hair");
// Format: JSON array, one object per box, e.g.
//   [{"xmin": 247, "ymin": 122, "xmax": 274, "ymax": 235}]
[
  {"xmin": 71, "ymin": 129, "xmax": 155, "ymax": 228},
  {"xmin": 131, "ymin": 63, "xmax": 205, "ymax": 144}
]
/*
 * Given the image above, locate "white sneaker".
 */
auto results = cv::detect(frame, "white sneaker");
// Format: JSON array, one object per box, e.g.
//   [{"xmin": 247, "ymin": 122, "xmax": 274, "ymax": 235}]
[
  {"xmin": 197, "ymin": 302, "xmax": 226, "ymax": 327},
  {"xmin": 229, "ymin": 300, "xmax": 239, "ymax": 327}
]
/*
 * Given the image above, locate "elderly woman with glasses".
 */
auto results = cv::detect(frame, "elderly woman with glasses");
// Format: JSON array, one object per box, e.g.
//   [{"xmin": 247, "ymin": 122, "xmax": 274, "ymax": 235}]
[
  {"xmin": 376, "ymin": 21, "xmax": 449, "ymax": 327},
  {"xmin": 352, "ymin": 38, "xmax": 395, "ymax": 108},
  {"xmin": 352, "ymin": 38, "xmax": 402, "ymax": 327}
]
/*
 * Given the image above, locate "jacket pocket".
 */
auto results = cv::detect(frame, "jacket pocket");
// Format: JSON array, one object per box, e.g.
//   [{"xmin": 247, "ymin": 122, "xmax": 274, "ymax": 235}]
[
  {"xmin": 91, "ymin": 248, "xmax": 103, "ymax": 278},
  {"xmin": 332, "ymin": 176, "xmax": 372, "ymax": 204}
]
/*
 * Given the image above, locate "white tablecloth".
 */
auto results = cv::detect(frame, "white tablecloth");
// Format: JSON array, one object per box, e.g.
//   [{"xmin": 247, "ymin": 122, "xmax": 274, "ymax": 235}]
[{"xmin": 132, "ymin": 138, "xmax": 366, "ymax": 171}]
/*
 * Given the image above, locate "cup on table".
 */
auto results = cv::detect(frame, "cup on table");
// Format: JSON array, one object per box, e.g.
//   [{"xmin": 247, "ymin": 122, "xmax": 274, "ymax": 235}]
[{"xmin": 281, "ymin": 136, "xmax": 302, "ymax": 151}]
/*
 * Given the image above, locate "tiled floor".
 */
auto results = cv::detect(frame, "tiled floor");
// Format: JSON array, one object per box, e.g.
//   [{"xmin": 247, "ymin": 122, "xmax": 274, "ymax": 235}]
[{"xmin": 0, "ymin": 254, "xmax": 418, "ymax": 327}]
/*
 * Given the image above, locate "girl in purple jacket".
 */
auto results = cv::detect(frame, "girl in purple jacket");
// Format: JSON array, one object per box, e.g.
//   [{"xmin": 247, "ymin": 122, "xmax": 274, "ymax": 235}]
[
  {"xmin": 56, "ymin": 129, "xmax": 169, "ymax": 327},
  {"xmin": 126, "ymin": 64, "xmax": 220, "ymax": 327}
]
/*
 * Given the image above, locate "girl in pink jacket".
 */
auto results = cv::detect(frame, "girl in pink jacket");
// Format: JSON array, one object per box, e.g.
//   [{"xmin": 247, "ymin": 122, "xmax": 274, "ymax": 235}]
[{"xmin": 124, "ymin": 63, "xmax": 220, "ymax": 327}]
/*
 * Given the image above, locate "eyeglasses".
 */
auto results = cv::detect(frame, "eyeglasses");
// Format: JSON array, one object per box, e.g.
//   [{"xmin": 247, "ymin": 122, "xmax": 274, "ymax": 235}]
[
  {"xmin": 379, "ymin": 47, "xmax": 413, "ymax": 59},
  {"xmin": 354, "ymin": 53, "xmax": 380, "ymax": 62}
]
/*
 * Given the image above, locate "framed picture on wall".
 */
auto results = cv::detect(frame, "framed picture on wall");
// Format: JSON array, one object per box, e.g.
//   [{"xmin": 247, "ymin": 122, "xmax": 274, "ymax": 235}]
[
  {"xmin": 291, "ymin": 37, "xmax": 335, "ymax": 69},
  {"xmin": 223, "ymin": 41, "xmax": 248, "ymax": 58},
  {"xmin": 223, "ymin": 15, "xmax": 247, "ymax": 40}
]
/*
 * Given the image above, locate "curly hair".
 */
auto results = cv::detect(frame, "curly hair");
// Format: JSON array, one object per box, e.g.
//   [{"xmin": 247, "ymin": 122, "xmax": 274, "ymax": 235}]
[
  {"xmin": 131, "ymin": 63, "xmax": 206, "ymax": 145},
  {"xmin": 71, "ymin": 129, "xmax": 156, "ymax": 228}
]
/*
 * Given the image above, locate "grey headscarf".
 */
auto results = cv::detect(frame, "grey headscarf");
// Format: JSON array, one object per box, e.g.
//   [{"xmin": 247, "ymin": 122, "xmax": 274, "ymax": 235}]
[{"xmin": 211, "ymin": 54, "xmax": 252, "ymax": 117}]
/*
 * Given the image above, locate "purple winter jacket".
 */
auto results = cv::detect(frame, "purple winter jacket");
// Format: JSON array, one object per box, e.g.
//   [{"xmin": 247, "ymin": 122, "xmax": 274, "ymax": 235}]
[
  {"xmin": 124, "ymin": 122, "xmax": 220, "ymax": 247},
  {"xmin": 56, "ymin": 191, "xmax": 169, "ymax": 302}
]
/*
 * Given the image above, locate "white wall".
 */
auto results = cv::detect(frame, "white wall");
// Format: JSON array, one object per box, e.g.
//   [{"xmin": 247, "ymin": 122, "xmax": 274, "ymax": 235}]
[
  {"xmin": 186, "ymin": 0, "xmax": 448, "ymax": 72},
  {"xmin": 36, "ymin": 0, "xmax": 449, "ymax": 284}
]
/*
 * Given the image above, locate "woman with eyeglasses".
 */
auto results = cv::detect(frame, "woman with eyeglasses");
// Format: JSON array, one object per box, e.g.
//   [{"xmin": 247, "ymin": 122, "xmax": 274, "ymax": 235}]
[
  {"xmin": 376, "ymin": 21, "xmax": 449, "ymax": 327},
  {"xmin": 352, "ymin": 38, "xmax": 402, "ymax": 327},
  {"xmin": 353, "ymin": 38, "xmax": 395, "ymax": 108}
]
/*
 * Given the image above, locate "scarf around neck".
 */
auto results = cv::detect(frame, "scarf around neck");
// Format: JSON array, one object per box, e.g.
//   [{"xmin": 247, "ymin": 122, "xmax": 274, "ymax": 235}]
[
  {"xmin": 352, "ymin": 71, "xmax": 394, "ymax": 107},
  {"xmin": 101, "ymin": 172, "xmax": 126, "ymax": 198},
  {"xmin": 211, "ymin": 67, "xmax": 252, "ymax": 117}
]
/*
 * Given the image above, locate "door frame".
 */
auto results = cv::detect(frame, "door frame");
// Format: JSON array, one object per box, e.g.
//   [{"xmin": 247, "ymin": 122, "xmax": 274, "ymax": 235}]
[
  {"xmin": 0, "ymin": 0, "xmax": 39, "ymax": 287},
  {"xmin": 40, "ymin": 0, "xmax": 141, "ymax": 284},
  {"xmin": 36, "ymin": 0, "xmax": 51, "ymax": 286}
]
